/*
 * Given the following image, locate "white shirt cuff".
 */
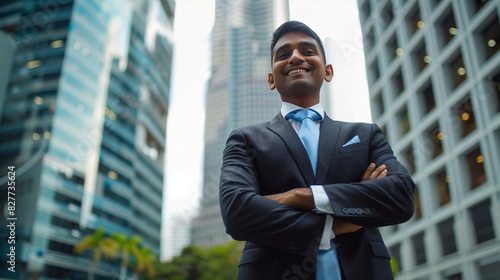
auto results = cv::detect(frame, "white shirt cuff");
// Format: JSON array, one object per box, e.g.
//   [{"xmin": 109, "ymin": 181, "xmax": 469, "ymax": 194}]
[{"xmin": 310, "ymin": 185, "xmax": 334, "ymax": 214}]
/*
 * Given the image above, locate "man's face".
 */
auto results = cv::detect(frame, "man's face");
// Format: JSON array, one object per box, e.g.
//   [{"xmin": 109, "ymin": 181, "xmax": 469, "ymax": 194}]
[{"xmin": 268, "ymin": 31, "xmax": 333, "ymax": 106}]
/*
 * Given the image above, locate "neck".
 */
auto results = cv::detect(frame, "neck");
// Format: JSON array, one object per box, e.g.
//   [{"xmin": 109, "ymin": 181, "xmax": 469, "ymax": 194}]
[{"xmin": 285, "ymin": 99, "xmax": 320, "ymax": 109}]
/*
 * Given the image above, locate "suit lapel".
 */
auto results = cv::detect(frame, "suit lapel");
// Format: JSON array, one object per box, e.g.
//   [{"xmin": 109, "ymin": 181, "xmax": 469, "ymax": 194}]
[
  {"xmin": 315, "ymin": 115, "xmax": 341, "ymax": 184},
  {"xmin": 267, "ymin": 113, "xmax": 315, "ymax": 184}
]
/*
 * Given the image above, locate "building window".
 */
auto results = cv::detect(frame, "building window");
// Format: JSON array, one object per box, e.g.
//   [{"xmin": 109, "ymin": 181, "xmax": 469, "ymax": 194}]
[
  {"xmin": 372, "ymin": 92, "xmax": 385, "ymax": 119},
  {"xmin": 433, "ymin": 168, "xmax": 451, "ymax": 207},
  {"xmin": 444, "ymin": 272, "xmax": 462, "ymax": 280},
  {"xmin": 414, "ymin": 185, "xmax": 422, "ymax": 220},
  {"xmin": 401, "ymin": 144, "xmax": 416, "ymax": 174},
  {"xmin": 466, "ymin": 146, "xmax": 487, "ymax": 189},
  {"xmin": 54, "ymin": 192, "xmax": 81, "ymax": 208},
  {"xmin": 397, "ymin": 106, "xmax": 410, "ymax": 136},
  {"xmin": 428, "ymin": 123, "xmax": 444, "ymax": 158},
  {"xmin": 478, "ymin": 259, "xmax": 500, "ymax": 280},
  {"xmin": 58, "ymin": 171, "xmax": 85, "ymax": 188},
  {"xmin": 360, "ymin": 0, "xmax": 371, "ymax": 21},
  {"xmin": 368, "ymin": 60, "xmax": 380, "ymax": 84},
  {"xmin": 48, "ymin": 239, "xmax": 74, "ymax": 255},
  {"xmin": 391, "ymin": 69, "xmax": 405, "ymax": 98},
  {"xmin": 492, "ymin": 71, "xmax": 500, "ymax": 113},
  {"xmin": 438, "ymin": 217, "xmax": 457, "ymax": 255},
  {"xmin": 364, "ymin": 27, "xmax": 376, "ymax": 50},
  {"xmin": 472, "ymin": 0, "xmax": 489, "ymax": 13},
  {"xmin": 452, "ymin": 97, "xmax": 476, "ymax": 138},
  {"xmin": 447, "ymin": 53, "xmax": 467, "ymax": 90},
  {"xmin": 480, "ymin": 14, "xmax": 500, "ymax": 60},
  {"xmin": 470, "ymin": 199, "xmax": 495, "ymax": 244},
  {"xmin": 412, "ymin": 231, "xmax": 427, "ymax": 265},
  {"xmin": 381, "ymin": 125, "xmax": 388, "ymax": 139},
  {"xmin": 103, "ymin": 188, "xmax": 130, "ymax": 208},
  {"xmin": 92, "ymin": 207, "xmax": 129, "ymax": 228},
  {"xmin": 381, "ymin": 0, "xmax": 394, "ymax": 28},
  {"xmin": 413, "ymin": 41, "xmax": 430, "ymax": 74},
  {"xmin": 51, "ymin": 216, "xmax": 79, "ymax": 230},
  {"xmin": 406, "ymin": 3, "xmax": 423, "ymax": 37},
  {"xmin": 437, "ymin": 6, "xmax": 458, "ymax": 48},
  {"xmin": 419, "ymin": 81, "xmax": 436, "ymax": 115},
  {"xmin": 43, "ymin": 265, "xmax": 72, "ymax": 279},
  {"xmin": 429, "ymin": 0, "xmax": 444, "ymax": 9},
  {"xmin": 386, "ymin": 34, "xmax": 399, "ymax": 62}
]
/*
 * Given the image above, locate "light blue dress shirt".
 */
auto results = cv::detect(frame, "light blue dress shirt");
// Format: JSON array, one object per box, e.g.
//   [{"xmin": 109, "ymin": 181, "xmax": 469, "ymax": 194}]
[{"xmin": 281, "ymin": 102, "xmax": 335, "ymax": 250}]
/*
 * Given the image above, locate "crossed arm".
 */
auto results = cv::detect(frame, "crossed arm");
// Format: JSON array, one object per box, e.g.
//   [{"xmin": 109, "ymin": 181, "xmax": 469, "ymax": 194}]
[{"xmin": 264, "ymin": 163, "xmax": 387, "ymax": 235}]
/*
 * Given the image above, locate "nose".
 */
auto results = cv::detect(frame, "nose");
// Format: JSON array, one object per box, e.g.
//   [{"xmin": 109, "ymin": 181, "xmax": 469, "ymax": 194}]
[{"xmin": 288, "ymin": 49, "xmax": 305, "ymax": 63}]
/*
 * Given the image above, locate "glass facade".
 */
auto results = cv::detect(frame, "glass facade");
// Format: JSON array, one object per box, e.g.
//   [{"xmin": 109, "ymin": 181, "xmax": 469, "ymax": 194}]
[
  {"xmin": 0, "ymin": 0, "xmax": 174, "ymax": 278},
  {"xmin": 357, "ymin": 0, "xmax": 500, "ymax": 279}
]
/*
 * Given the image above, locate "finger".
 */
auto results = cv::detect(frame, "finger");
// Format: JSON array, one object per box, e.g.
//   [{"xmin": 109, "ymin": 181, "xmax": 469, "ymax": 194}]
[
  {"xmin": 361, "ymin": 163, "xmax": 376, "ymax": 181},
  {"xmin": 370, "ymin": 164, "xmax": 386, "ymax": 179},
  {"xmin": 377, "ymin": 169, "xmax": 388, "ymax": 179}
]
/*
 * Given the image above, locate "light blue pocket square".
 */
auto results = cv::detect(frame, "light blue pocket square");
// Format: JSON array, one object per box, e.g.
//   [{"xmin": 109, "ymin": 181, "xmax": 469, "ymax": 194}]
[{"xmin": 342, "ymin": 135, "xmax": 360, "ymax": 147}]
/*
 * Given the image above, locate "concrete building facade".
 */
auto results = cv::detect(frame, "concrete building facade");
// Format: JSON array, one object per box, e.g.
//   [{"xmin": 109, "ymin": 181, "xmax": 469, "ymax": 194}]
[{"xmin": 357, "ymin": 0, "xmax": 500, "ymax": 279}]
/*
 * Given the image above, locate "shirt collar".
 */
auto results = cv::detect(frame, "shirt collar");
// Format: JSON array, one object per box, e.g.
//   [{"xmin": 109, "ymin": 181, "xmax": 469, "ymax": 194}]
[{"xmin": 280, "ymin": 102, "xmax": 325, "ymax": 120}]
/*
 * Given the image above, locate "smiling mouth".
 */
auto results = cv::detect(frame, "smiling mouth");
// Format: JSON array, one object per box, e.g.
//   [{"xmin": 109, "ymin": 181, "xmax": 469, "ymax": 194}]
[{"xmin": 286, "ymin": 69, "xmax": 309, "ymax": 76}]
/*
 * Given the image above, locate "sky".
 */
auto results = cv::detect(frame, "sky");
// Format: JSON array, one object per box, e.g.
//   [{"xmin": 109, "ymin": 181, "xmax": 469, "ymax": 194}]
[{"xmin": 162, "ymin": 0, "xmax": 370, "ymax": 242}]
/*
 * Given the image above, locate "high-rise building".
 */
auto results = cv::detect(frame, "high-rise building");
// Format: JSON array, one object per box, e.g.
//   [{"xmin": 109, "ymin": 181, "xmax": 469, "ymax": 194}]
[
  {"xmin": 191, "ymin": 0, "xmax": 290, "ymax": 247},
  {"xmin": 0, "ymin": 0, "xmax": 174, "ymax": 278},
  {"xmin": 161, "ymin": 215, "xmax": 191, "ymax": 261},
  {"xmin": 357, "ymin": 0, "xmax": 500, "ymax": 279},
  {"xmin": 0, "ymin": 30, "xmax": 14, "ymax": 118}
]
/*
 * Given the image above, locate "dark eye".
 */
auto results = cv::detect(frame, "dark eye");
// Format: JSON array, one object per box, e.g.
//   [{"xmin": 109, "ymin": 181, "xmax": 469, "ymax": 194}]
[
  {"xmin": 277, "ymin": 52, "xmax": 289, "ymax": 60},
  {"xmin": 303, "ymin": 50, "xmax": 314, "ymax": 55}
]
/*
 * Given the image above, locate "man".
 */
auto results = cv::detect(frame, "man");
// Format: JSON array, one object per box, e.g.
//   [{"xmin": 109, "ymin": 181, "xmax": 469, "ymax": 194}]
[{"xmin": 219, "ymin": 20, "xmax": 415, "ymax": 279}]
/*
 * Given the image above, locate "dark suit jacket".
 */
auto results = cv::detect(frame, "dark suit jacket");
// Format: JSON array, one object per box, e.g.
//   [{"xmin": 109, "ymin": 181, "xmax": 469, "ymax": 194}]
[{"xmin": 219, "ymin": 113, "xmax": 415, "ymax": 280}]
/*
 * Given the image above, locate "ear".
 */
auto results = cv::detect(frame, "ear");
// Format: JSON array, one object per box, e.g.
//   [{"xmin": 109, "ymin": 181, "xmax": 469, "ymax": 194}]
[
  {"xmin": 268, "ymin": 73, "xmax": 276, "ymax": 90},
  {"xmin": 324, "ymin": 64, "xmax": 334, "ymax": 82}
]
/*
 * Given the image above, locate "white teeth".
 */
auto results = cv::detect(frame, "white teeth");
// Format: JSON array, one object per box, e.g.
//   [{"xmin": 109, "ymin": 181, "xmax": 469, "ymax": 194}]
[{"xmin": 287, "ymin": 69, "xmax": 307, "ymax": 76}]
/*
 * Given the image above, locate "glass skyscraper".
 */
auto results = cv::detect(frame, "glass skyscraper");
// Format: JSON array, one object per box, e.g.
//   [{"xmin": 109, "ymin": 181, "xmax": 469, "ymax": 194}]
[
  {"xmin": 0, "ymin": 0, "xmax": 174, "ymax": 278},
  {"xmin": 357, "ymin": 0, "xmax": 500, "ymax": 279},
  {"xmin": 191, "ymin": 0, "xmax": 289, "ymax": 247}
]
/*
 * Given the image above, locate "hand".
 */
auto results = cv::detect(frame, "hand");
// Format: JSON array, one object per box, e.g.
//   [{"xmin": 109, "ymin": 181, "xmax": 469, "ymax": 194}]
[
  {"xmin": 333, "ymin": 220, "xmax": 363, "ymax": 235},
  {"xmin": 361, "ymin": 163, "xmax": 387, "ymax": 181},
  {"xmin": 265, "ymin": 188, "xmax": 315, "ymax": 211},
  {"xmin": 333, "ymin": 163, "xmax": 387, "ymax": 236}
]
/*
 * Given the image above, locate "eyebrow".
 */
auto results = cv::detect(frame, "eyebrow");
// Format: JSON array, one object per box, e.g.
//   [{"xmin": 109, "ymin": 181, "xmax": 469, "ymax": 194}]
[{"xmin": 274, "ymin": 41, "xmax": 318, "ymax": 56}]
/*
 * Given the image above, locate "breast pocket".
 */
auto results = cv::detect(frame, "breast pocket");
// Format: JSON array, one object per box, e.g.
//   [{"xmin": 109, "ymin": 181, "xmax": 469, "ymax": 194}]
[
  {"xmin": 334, "ymin": 142, "xmax": 370, "ymax": 181},
  {"xmin": 338, "ymin": 141, "xmax": 369, "ymax": 155}
]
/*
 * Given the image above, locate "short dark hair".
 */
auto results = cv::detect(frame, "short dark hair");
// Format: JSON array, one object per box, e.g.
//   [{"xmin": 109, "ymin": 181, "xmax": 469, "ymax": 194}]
[{"xmin": 270, "ymin": 20, "xmax": 327, "ymax": 64}]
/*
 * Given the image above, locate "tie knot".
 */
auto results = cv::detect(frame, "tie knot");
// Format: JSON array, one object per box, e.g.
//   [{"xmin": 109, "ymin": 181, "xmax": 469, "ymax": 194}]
[{"xmin": 286, "ymin": 109, "xmax": 321, "ymax": 122}]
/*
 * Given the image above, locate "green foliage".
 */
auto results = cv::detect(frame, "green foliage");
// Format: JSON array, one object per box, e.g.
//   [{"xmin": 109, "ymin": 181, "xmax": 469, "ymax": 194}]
[
  {"xmin": 74, "ymin": 228, "xmax": 158, "ymax": 279},
  {"xmin": 390, "ymin": 258, "xmax": 399, "ymax": 276},
  {"xmin": 154, "ymin": 241, "xmax": 242, "ymax": 280}
]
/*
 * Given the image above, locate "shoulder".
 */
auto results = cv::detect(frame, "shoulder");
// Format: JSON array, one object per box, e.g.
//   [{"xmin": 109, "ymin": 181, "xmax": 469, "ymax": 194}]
[
  {"xmin": 331, "ymin": 119, "xmax": 378, "ymax": 130},
  {"xmin": 230, "ymin": 113, "xmax": 283, "ymax": 135},
  {"xmin": 233, "ymin": 121, "xmax": 270, "ymax": 134}
]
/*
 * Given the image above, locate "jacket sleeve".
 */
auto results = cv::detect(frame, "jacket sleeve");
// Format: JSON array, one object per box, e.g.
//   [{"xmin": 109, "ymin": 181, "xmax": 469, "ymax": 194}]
[
  {"xmin": 219, "ymin": 128, "xmax": 325, "ymax": 256},
  {"xmin": 325, "ymin": 123, "xmax": 415, "ymax": 227}
]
